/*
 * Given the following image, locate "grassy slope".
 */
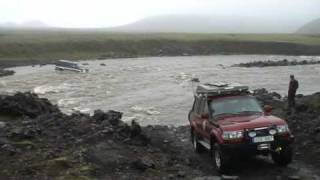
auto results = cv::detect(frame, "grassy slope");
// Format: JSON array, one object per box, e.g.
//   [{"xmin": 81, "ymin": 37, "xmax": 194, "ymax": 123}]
[{"xmin": 1, "ymin": 28, "xmax": 320, "ymax": 64}]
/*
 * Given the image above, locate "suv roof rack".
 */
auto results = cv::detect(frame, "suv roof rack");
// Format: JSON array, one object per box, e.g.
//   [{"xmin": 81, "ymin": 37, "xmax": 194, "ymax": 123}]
[{"xmin": 196, "ymin": 82, "xmax": 249, "ymax": 97}]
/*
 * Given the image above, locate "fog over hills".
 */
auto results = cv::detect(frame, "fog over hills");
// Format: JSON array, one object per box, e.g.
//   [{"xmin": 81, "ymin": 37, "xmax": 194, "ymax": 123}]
[
  {"xmin": 1, "ymin": 15, "xmax": 318, "ymax": 34},
  {"xmin": 297, "ymin": 18, "xmax": 320, "ymax": 34},
  {"xmin": 108, "ymin": 15, "xmax": 303, "ymax": 34},
  {"xmin": 0, "ymin": 20, "xmax": 48, "ymax": 28}
]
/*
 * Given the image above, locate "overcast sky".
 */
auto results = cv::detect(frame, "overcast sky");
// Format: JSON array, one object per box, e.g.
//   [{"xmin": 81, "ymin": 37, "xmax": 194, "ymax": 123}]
[{"xmin": 1, "ymin": 0, "xmax": 320, "ymax": 28}]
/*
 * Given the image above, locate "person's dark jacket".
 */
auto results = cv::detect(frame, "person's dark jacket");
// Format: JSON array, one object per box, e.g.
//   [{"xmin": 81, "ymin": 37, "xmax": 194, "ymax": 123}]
[{"xmin": 288, "ymin": 79, "xmax": 299, "ymax": 97}]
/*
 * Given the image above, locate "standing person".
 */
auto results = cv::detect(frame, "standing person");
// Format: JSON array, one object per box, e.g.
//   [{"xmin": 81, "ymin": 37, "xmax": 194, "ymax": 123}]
[{"xmin": 288, "ymin": 75, "xmax": 299, "ymax": 112}]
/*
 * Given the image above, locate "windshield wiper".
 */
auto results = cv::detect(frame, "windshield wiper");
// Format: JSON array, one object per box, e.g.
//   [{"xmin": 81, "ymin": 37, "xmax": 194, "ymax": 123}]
[
  {"xmin": 236, "ymin": 111, "xmax": 262, "ymax": 115},
  {"xmin": 214, "ymin": 113, "xmax": 238, "ymax": 118}
]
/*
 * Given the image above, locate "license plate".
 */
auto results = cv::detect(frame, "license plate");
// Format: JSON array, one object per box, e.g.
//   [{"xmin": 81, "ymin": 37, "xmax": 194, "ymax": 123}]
[{"xmin": 253, "ymin": 136, "xmax": 274, "ymax": 143}]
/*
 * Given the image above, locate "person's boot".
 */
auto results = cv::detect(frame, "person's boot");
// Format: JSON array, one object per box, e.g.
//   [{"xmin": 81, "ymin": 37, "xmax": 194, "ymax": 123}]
[
  {"xmin": 286, "ymin": 106, "xmax": 292, "ymax": 115},
  {"xmin": 286, "ymin": 110, "xmax": 291, "ymax": 115}
]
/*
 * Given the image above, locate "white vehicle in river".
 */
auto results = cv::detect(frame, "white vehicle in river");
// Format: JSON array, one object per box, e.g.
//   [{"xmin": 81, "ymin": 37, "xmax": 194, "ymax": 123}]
[{"xmin": 55, "ymin": 60, "xmax": 89, "ymax": 73}]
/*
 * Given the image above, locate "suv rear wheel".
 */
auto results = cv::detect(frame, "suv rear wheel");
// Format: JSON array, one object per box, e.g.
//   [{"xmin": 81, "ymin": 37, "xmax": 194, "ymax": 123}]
[
  {"xmin": 191, "ymin": 130, "xmax": 205, "ymax": 153},
  {"xmin": 271, "ymin": 145, "xmax": 293, "ymax": 166},
  {"xmin": 211, "ymin": 143, "xmax": 229, "ymax": 173}
]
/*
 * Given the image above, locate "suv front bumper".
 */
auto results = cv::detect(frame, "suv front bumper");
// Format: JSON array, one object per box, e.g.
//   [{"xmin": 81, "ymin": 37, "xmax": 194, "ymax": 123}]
[{"xmin": 220, "ymin": 135, "xmax": 294, "ymax": 156}]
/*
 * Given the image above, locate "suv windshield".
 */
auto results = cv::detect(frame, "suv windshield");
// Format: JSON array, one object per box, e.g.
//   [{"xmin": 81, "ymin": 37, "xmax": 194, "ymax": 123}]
[{"xmin": 209, "ymin": 96, "xmax": 262, "ymax": 118}]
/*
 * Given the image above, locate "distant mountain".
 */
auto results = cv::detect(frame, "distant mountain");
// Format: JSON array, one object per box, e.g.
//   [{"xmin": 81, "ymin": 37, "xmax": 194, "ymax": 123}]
[
  {"xmin": 296, "ymin": 18, "xmax": 320, "ymax": 34},
  {"xmin": 0, "ymin": 20, "xmax": 48, "ymax": 28},
  {"xmin": 108, "ymin": 15, "xmax": 300, "ymax": 34}
]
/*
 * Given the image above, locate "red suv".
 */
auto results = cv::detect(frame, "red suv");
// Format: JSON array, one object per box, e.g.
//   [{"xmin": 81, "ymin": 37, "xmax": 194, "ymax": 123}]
[{"xmin": 188, "ymin": 82, "xmax": 294, "ymax": 173}]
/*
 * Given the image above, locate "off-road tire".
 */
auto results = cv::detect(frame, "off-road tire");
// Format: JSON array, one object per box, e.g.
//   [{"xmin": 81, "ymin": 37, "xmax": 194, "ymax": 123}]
[
  {"xmin": 271, "ymin": 145, "xmax": 293, "ymax": 166},
  {"xmin": 211, "ymin": 143, "xmax": 230, "ymax": 173},
  {"xmin": 191, "ymin": 130, "xmax": 205, "ymax": 153}
]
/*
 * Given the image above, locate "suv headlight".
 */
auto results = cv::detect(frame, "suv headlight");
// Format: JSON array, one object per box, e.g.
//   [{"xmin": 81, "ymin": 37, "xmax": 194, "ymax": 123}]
[
  {"xmin": 248, "ymin": 131, "xmax": 257, "ymax": 137},
  {"xmin": 269, "ymin": 129, "xmax": 277, "ymax": 135},
  {"xmin": 277, "ymin": 125, "xmax": 290, "ymax": 134},
  {"xmin": 223, "ymin": 131, "xmax": 243, "ymax": 140}
]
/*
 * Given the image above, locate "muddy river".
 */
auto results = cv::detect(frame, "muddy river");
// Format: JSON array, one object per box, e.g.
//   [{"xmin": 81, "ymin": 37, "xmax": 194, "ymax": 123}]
[{"xmin": 1, "ymin": 55, "xmax": 320, "ymax": 125}]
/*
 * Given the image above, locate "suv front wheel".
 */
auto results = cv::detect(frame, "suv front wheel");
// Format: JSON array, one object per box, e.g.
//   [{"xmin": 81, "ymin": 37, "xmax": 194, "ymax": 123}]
[
  {"xmin": 211, "ymin": 142, "xmax": 230, "ymax": 173},
  {"xmin": 271, "ymin": 145, "xmax": 293, "ymax": 166}
]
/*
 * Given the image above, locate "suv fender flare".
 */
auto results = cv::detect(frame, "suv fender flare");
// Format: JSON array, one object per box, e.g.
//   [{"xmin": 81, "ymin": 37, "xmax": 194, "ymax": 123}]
[
  {"xmin": 190, "ymin": 122, "xmax": 197, "ymax": 131},
  {"xmin": 210, "ymin": 129, "xmax": 223, "ymax": 144}
]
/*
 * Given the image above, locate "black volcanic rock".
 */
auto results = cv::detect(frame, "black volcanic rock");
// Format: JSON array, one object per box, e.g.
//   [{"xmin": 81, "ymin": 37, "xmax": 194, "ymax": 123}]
[
  {"xmin": 233, "ymin": 59, "xmax": 320, "ymax": 68},
  {"xmin": 0, "ymin": 69, "xmax": 15, "ymax": 77},
  {"xmin": 0, "ymin": 92, "xmax": 60, "ymax": 118}
]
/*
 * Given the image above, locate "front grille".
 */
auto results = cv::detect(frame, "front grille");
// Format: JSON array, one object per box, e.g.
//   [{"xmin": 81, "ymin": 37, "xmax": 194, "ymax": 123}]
[
  {"xmin": 245, "ymin": 127, "xmax": 271, "ymax": 139},
  {"xmin": 255, "ymin": 129, "xmax": 269, "ymax": 136}
]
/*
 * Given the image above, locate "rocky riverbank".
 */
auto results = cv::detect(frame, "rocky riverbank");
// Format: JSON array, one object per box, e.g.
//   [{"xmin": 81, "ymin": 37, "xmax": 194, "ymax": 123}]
[
  {"xmin": 0, "ymin": 92, "xmax": 210, "ymax": 179},
  {"xmin": 233, "ymin": 59, "xmax": 320, "ymax": 68},
  {"xmin": 0, "ymin": 91, "xmax": 320, "ymax": 179}
]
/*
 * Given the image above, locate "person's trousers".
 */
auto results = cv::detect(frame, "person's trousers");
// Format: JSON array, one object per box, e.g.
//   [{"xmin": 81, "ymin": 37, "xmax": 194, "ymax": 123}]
[{"xmin": 288, "ymin": 94, "xmax": 296, "ymax": 109}]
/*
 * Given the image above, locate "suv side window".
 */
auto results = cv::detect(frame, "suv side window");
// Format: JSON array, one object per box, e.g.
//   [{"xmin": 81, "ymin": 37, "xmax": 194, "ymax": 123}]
[
  {"xmin": 203, "ymin": 99, "xmax": 209, "ymax": 114},
  {"xmin": 193, "ymin": 97, "xmax": 200, "ymax": 115},
  {"xmin": 194, "ymin": 96, "xmax": 202, "ymax": 115},
  {"xmin": 191, "ymin": 96, "xmax": 196, "ymax": 112},
  {"xmin": 197, "ymin": 97, "xmax": 205, "ymax": 114}
]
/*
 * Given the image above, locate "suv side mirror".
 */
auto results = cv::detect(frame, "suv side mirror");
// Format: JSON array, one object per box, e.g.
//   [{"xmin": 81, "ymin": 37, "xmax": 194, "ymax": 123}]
[
  {"xmin": 264, "ymin": 105, "xmax": 273, "ymax": 114},
  {"xmin": 201, "ymin": 113, "xmax": 209, "ymax": 119}
]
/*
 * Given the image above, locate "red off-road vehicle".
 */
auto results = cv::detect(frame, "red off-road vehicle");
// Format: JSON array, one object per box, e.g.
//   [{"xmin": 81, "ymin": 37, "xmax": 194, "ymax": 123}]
[{"xmin": 188, "ymin": 82, "xmax": 294, "ymax": 173}]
